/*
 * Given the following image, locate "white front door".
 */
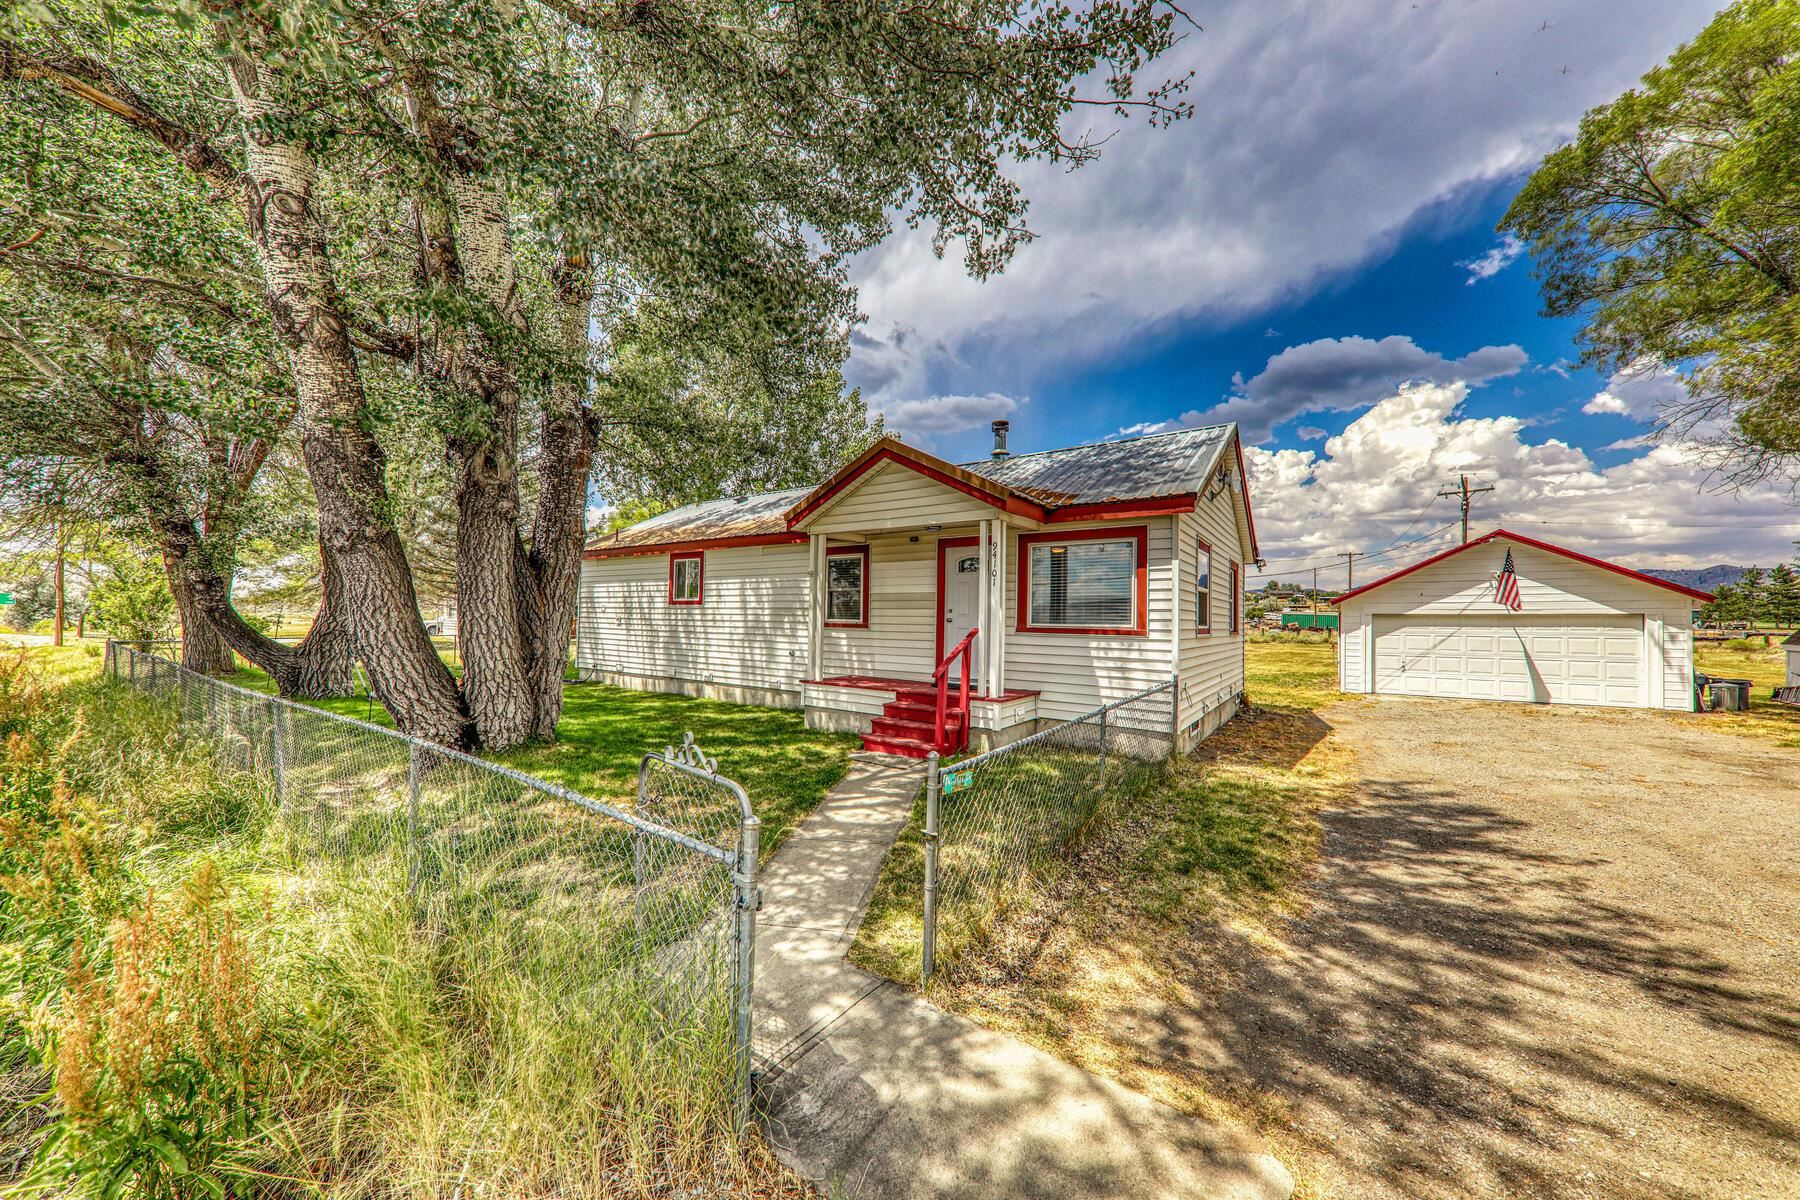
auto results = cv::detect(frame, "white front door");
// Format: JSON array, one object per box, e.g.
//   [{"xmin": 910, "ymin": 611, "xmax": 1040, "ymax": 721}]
[{"xmin": 940, "ymin": 540, "xmax": 982, "ymax": 685}]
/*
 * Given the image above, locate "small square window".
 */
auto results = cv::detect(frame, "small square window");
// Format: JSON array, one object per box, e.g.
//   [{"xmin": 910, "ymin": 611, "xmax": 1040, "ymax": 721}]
[
  {"xmin": 669, "ymin": 553, "xmax": 703, "ymax": 605},
  {"xmin": 826, "ymin": 547, "xmax": 868, "ymax": 627}
]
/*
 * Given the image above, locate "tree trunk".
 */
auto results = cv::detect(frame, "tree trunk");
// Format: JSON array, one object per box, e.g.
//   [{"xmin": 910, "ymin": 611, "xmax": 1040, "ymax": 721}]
[
  {"xmin": 52, "ymin": 525, "xmax": 65, "ymax": 646},
  {"xmin": 225, "ymin": 49, "xmax": 473, "ymax": 748},
  {"xmin": 291, "ymin": 540, "xmax": 357, "ymax": 698},
  {"xmin": 521, "ymin": 247, "xmax": 598, "ymax": 741},
  {"xmin": 167, "ymin": 549, "xmax": 235, "ymax": 675}
]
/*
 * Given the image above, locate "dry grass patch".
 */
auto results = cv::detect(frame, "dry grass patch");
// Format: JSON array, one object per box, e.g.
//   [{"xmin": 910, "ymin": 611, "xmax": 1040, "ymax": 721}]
[{"xmin": 1692, "ymin": 640, "xmax": 1799, "ymax": 747}]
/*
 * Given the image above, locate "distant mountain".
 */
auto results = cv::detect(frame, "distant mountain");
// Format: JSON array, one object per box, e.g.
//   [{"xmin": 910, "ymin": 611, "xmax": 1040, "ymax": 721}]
[{"xmin": 1641, "ymin": 564, "xmax": 1758, "ymax": 591}]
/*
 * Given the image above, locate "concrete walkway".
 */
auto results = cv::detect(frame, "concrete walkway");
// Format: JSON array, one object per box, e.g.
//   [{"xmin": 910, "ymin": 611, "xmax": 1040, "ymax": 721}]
[{"xmin": 754, "ymin": 753, "xmax": 1293, "ymax": 1200}]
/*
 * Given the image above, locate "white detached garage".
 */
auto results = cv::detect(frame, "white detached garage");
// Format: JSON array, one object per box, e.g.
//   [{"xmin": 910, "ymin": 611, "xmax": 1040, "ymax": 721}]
[{"xmin": 1332, "ymin": 529, "xmax": 1714, "ymax": 711}]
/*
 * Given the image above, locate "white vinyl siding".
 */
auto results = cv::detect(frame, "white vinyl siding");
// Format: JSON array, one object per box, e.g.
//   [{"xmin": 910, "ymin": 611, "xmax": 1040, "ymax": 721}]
[
  {"xmin": 804, "ymin": 460, "xmax": 995, "ymax": 534},
  {"xmin": 1336, "ymin": 540, "xmax": 1699, "ymax": 711},
  {"xmin": 576, "ymin": 542, "xmax": 811, "ymax": 702},
  {"xmin": 1176, "ymin": 481, "xmax": 1248, "ymax": 736}
]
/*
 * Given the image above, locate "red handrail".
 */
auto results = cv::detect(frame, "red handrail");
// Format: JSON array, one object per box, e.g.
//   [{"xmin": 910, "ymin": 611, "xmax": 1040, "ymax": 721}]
[{"xmin": 933, "ymin": 627, "xmax": 979, "ymax": 753}]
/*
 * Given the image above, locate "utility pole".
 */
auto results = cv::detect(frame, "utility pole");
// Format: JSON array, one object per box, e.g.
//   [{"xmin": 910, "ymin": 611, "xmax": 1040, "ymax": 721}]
[
  {"xmin": 1437, "ymin": 474, "xmax": 1495, "ymax": 543},
  {"xmin": 1311, "ymin": 566, "xmax": 1319, "ymax": 613},
  {"xmin": 1337, "ymin": 551, "xmax": 1362, "ymax": 591}
]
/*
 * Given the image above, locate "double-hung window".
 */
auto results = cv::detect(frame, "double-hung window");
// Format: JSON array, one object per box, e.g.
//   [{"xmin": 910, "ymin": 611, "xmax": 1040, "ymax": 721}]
[
  {"xmin": 668, "ymin": 551, "xmax": 703, "ymax": 605},
  {"xmin": 1017, "ymin": 525, "xmax": 1147, "ymax": 636},
  {"xmin": 825, "ymin": 545, "xmax": 869, "ymax": 627},
  {"xmin": 1229, "ymin": 562, "xmax": 1240, "ymax": 634},
  {"xmin": 1196, "ymin": 537, "xmax": 1213, "ymax": 634}
]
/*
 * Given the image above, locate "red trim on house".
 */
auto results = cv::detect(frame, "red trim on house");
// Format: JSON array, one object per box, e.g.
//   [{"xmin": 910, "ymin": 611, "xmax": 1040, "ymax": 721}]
[
  {"xmin": 1015, "ymin": 524, "xmax": 1149, "ymax": 637},
  {"xmin": 1195, "ymin": 535, "xmax": 1214, "ymax": 635},
  {"xmin": 1328, "ymin": 528, "xmax": 1717, "ymax": 606},
  {"xmin": 1233, "ymin": 435, "xmax": 1261, "ymax": 563},
  {"xmin": 584, "ymin": 532, "xmax": 807, "ymax": 560},
  {"xmin": 667, "ymin": 551, "xmax": 704, "ymax": 605},
  {"xmin": 786, "ymin": 439, "xmax": 1053, "ymax": 527},
  {"xmin": 1045, "ymin": 493, "xmax": 1196, "ymax": 522},
  {"xmin": 824, "ymin": 543, "xmax": 871, "ymax": 629},
  {"xmin": 934, "ymin": 536, "xmax": 981, "ymax": 664}
]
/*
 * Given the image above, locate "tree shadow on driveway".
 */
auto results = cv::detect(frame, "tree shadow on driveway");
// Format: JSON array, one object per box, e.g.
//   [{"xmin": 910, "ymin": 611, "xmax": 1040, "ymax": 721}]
[{"xmin": 1177, "ymin": 733, "xmax": 1800, "ymax": 1200}]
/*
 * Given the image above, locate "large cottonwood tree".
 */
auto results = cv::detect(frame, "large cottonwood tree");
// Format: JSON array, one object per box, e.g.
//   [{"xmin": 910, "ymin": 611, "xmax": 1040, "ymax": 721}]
[
  {"xmin": 1502, "ymin": 0, "xmax": 1800, "ymax": 486},
  {"xmin": 3, "ymin": 0, "xmax": 1193, "ymax": 748}
]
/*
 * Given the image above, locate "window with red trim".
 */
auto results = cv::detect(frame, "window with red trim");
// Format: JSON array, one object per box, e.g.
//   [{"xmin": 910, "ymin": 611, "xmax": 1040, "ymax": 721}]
[
  {"xmin": 1229, "ymin": 562, "xmax": 1240, "ymax": 634},
  {"xmin": 825, "ymin": 545, "xmax": 870, "ymax": 627},
  {"xmin": 668, "ymin": 551, "xmax": 703, "ymax": 605},
  {"xmin": 1195, "ymin": 536, "xmax": 1213, "ymax": 634},
  {"xmin": 1016, "ymin": 525, "xmax": 1148, "ymax": 636}
]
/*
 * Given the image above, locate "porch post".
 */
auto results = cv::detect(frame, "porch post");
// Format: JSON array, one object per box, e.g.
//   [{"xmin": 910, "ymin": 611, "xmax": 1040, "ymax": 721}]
[
  {"xmin": 987, "ymin": 518, "xmax": 1006, "ymax": 697},
  {"xmin": 976, "ymin": 519, "xmax": 993, "ymax": 695},
  {"xmin": 808, "ymin": 533, "xmax": 826, "ymax": 682}
]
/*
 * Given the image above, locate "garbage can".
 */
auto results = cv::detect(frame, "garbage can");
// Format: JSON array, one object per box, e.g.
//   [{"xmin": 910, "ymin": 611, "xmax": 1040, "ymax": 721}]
[{"xmin": 1708, "ymin": 678, "xmax": 1752, "ymax": 712}]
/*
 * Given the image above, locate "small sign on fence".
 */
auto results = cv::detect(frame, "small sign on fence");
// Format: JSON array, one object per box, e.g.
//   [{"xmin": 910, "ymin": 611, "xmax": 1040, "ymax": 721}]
[{"xmin": 940, "ymin": 769, "xmax": 973, "ymax": 794}]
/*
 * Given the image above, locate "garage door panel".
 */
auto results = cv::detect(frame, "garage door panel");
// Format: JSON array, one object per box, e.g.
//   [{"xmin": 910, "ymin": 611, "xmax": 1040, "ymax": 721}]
[{"xmin": 1373, "ymin": 614, "xmax": 1644, "ymax": 709}]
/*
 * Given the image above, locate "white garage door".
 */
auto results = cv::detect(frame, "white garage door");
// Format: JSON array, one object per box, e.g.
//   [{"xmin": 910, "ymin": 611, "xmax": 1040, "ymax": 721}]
[{"xmin": 1372, "ymin": 614, "xmax": 1645, "ymax": 707}]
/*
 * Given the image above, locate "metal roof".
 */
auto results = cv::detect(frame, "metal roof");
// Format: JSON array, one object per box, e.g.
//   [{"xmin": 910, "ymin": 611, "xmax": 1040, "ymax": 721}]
[
  {"xmin": 960, "ymin": 425, "xmax": 1233, "ymax": 503},
  {"xmin": 585, "ymin": 424, "xmax": 1239, "ymax": 551},
  {"xmin": 585, "ymin": 486, "xmax": 810, "ymax": 551}
]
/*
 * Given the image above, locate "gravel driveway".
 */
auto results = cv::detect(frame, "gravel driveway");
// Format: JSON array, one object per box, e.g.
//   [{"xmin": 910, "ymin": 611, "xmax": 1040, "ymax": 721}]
[{"xmin": 1202, "ymin": 698, "xmax": 1800, "ymax": 1199}]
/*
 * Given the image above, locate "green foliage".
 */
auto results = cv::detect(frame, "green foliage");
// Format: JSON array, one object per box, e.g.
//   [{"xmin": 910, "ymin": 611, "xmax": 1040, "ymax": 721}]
[
  {"xmin": 1502, "ymin": 0, "xmax": 1800, "ymax": 483},
  {"xmin": 3, "ymin": 574, "xmax": 54, "ymax": 631},
  {"xmin": 86, "ymin": 551, "xmax": 174, "ymax": 646}
]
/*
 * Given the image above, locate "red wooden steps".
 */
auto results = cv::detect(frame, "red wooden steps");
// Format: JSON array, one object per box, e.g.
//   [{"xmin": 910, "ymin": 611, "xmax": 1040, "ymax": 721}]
[{"xmin": 861, "ymin": 689, "xmax": 966, "ymax": 759}]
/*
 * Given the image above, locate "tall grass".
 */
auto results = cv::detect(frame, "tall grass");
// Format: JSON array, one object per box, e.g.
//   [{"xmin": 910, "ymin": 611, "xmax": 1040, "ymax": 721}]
[{"xmin": 0, "ymin": 648, "xmax": 795, "ymax": 1198}]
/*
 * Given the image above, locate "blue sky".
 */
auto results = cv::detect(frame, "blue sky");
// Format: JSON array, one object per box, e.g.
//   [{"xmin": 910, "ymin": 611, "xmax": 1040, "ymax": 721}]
[{"xmin": 842, "ymin": 0, "xmax": 1797, "ymax": 578}]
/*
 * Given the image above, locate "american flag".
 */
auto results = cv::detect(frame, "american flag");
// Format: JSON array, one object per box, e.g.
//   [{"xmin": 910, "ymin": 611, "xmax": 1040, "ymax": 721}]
[{"xmin": 1495, "ymin": 547, "xmax": 1523, "ymax": 611}]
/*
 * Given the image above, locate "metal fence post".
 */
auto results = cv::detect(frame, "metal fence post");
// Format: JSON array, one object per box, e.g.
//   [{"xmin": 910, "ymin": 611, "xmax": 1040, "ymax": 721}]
[
  {"xmin": 922, "ymin": 750, "xmax": 941, "ymax": 985},
  {"xmin": 406, "ymin": 740, "xmax": 421, "ymax": 894},
  {"xmin": 1168, "ymin": 673, "xmax": 1181, "ymax": 762},
  {"xmin": 1098, "ymin": 704, "xmax": 1108, "ymax": 792},
  {"xmin": 270, "ymin": 699, "xmax": 287, "ymax": 808},
  {"xmin": 733, "ymin": 808, "xmax": 762, "ymax": 1129}
]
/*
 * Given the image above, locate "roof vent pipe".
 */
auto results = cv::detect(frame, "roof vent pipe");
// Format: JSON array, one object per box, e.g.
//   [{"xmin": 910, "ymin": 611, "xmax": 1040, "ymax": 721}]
[{"xmin": 991, "ymin": 419, "xmax": 1010, "ymax": 459}]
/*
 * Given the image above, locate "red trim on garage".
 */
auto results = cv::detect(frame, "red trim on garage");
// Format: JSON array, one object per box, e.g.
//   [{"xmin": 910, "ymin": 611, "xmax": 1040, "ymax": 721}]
[
  {"xmin": 824, "ymin": 543, "xmax": 871, "ymax": 629},
  {"xmin": 1329, "ymin": 528, "xmax": 1716, "ymax": 606},
  {"xmin": 584, "ymin": 532, "xmax": 807, "ymax": 559},
  {"xmin": 1015, "ymin": 524, "xmax": 1149, "ymax": 637}
]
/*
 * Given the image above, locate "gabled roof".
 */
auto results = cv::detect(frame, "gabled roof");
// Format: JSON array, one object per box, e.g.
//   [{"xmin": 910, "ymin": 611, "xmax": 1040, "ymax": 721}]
[
  {"xmin": 585, "ymin": 423, "xmax": 1259, "ymax": 558},
  {"xmin": 962, "ymin": 425, "xmax": 1234, "ymax": 504},
  {"xmin": 1783, "ymin": 630, "xmax": 1800, "ymax": 647},
  {"xmin": 1330, "ymin": 528, "xmax": 1716, "ymax": 606}
]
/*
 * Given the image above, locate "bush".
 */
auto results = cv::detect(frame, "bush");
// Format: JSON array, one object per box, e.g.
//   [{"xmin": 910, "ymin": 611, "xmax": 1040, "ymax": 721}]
[{"xmin": 86, "ymin": 557, "xmax": 174, "ymax": 647}]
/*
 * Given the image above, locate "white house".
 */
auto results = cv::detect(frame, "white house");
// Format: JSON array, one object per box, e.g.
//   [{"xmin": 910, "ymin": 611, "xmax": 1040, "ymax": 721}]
[
  {"xmin": 1783, "ymin": 630, "xmax": 1800, "ymax": 687},
  {"xmin": 1332, "ymin": 529, "xmax": 1714, "ymax": 710},
  {"xmin": 576, "ymin": 422, "xmax": 1260, "ymax": 757}
]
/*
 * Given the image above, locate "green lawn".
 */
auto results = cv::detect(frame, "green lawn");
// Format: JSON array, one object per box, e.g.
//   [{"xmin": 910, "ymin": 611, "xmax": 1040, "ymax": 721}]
[
  {"xmin": 1693, "ymin": 639, "xmax": 1799, "ymax": 747},
  {"xmin": 226, "ymin": 664, "xmax": 858, "ymax": 860}
]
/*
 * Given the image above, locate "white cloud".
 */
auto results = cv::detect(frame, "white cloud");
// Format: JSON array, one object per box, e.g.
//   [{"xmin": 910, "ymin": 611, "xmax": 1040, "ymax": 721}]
[
  {"xmin": 1132, "ymin": 334, "xmax": 1528, "ymax": 442},
  {"xmin": 845, "ymin": 0, "xmax": 1722, "ymax": 409},
  {"xmin": 1243, "ymin": 383, "xmax": 1797, "ymax": 586},
  {"xmin": 1582, "ymin": 364, "xmax": 1688, "ymax": 420},
  {"xmin": 1460, "ymin": 234, "xmax": 1526, "ymax": 284},
  {"xmin": 878, "ymin": 391, "xmax": 1024, "ymax": 438},
  {"xmin": 1297, "ymin": 425, "xmax": 1328, "ymax": 440}
]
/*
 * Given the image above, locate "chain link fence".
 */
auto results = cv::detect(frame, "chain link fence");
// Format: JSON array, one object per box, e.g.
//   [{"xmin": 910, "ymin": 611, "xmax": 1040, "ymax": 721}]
[
  {"xmin": 921, "ymin": 675, "xmax": 1238, "ymax": 980},
  {"xmin": 105, "ymin": 643, "xmax": 762, "ymax": 1140}
]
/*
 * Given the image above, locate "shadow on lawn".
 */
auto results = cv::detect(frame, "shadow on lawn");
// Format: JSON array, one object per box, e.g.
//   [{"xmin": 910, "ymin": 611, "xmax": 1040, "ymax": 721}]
[{"xmin": 1178, "ymin": 774, "xmax": 1800, "ymax": 1200}]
